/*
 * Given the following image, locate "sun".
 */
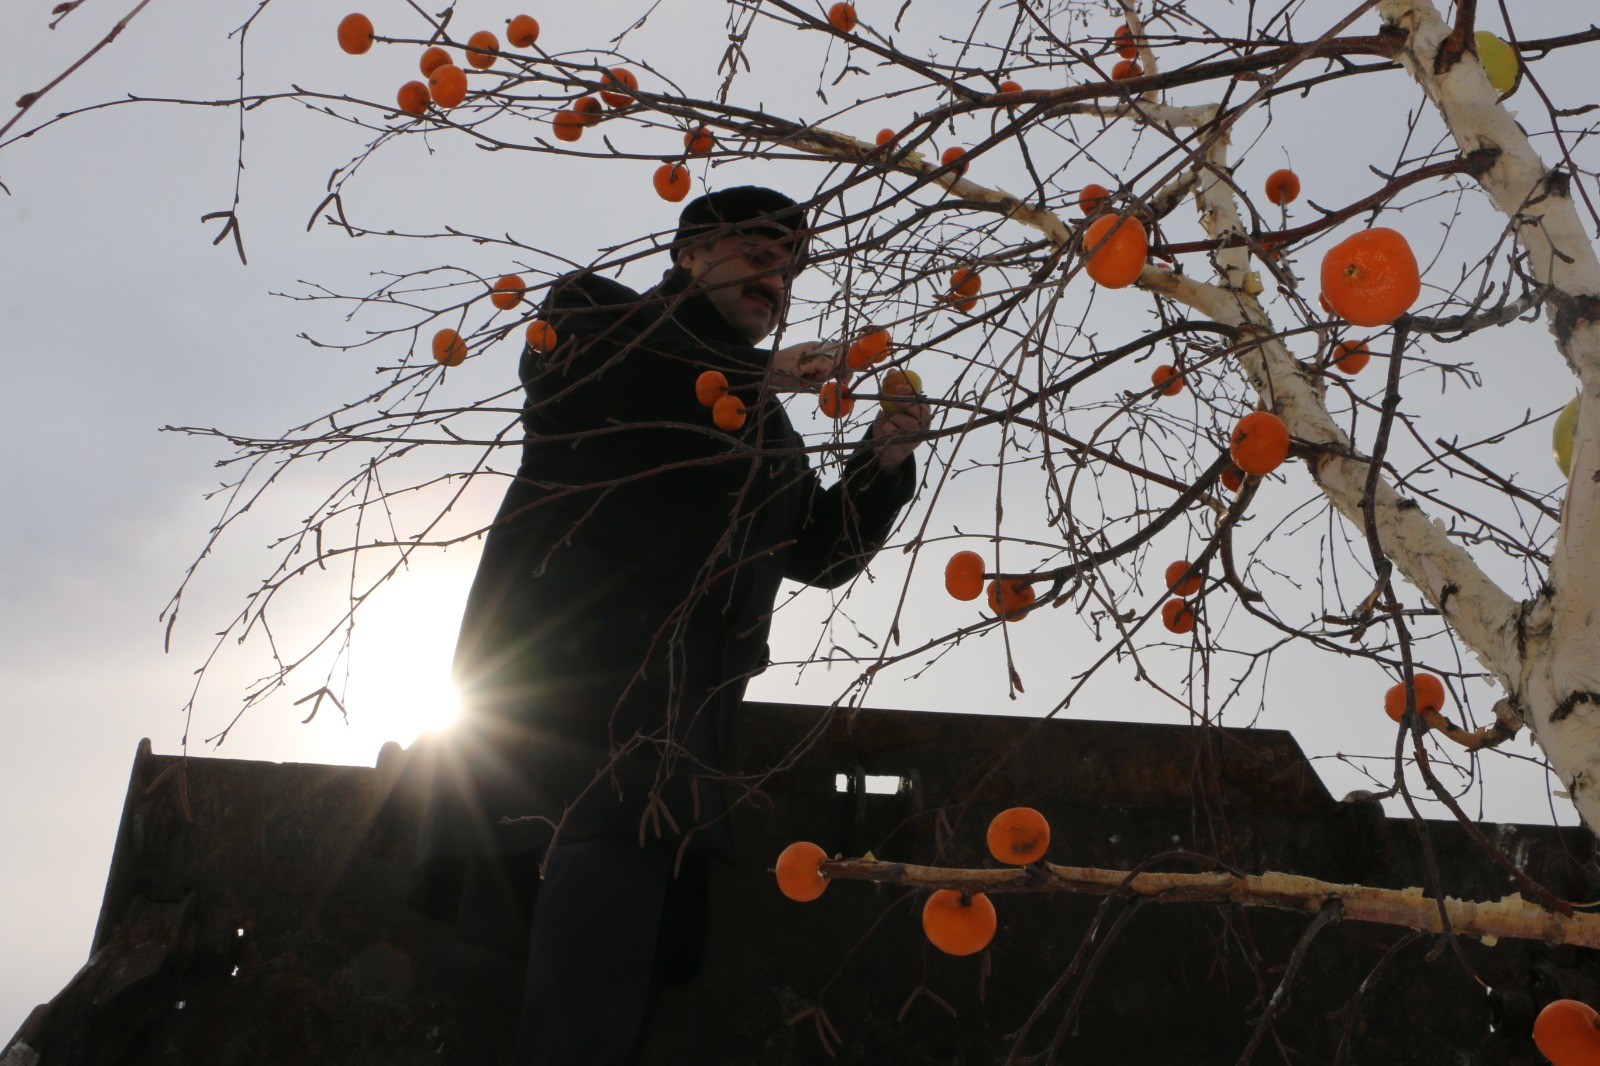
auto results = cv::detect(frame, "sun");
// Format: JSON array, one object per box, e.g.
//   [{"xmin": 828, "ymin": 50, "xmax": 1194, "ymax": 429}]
[
  {"xmin": 346, "ymin": 647, "xmax": 463, "ymax": 749},
  {"xmin": 326, "ymin": 573, "xmax": 469, "ymax": 758}
]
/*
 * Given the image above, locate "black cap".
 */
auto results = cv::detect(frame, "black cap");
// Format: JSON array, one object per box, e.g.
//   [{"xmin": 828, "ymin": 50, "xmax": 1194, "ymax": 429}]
[{"xmin": 671, "ymin": 186, "xmax": 810, "ymax": 265}]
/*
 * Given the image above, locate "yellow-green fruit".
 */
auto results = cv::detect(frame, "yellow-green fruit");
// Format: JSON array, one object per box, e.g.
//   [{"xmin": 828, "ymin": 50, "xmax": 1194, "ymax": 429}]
[
  {"xmin": 881, "ymin": 368, "xmax": 923, "ymax": 414},
  {"xmin": 1475, "ymin": 31, "xmax": 1519, "ymax": 95},
  {"xmin": 1554, "ymin": 395, "xmax": 1580, "ymax": 477}
]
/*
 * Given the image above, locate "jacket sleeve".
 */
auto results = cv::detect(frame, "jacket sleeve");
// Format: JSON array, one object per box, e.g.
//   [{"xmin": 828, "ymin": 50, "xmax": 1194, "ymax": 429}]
[
  {"xmin": 783, "ymin": 438, "xmax": 916, "ymax": 589},
  {"xmin": 524, "ymin": 273, "xmax": 767, "ymax": 432}
]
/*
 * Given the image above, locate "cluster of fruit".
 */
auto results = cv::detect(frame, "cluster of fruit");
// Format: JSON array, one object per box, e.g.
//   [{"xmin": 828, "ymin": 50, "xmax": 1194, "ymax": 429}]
[
  {"xmin": 337, "ymin": 13, "xmax": 541, "ymax": 114},
  {"xmin": 551, "ymin": 69, "xmax": 639, "ymax": 142},
  {"xmin": 814, "ymin": 329, "xmax": 909, "ymax": 421},
  {"xmin": 366, "ymin": 12, "xmax": 1444, "ymax": 483},
  {"xmin": 1071, "ymin": 183, "xmax": 1148, "ymax": 289},
  {"xmin": 818, "ymin": 367, "xmax": 919, "ymax": 421},
  {"xmin": 337, "ymin": 15, "xmax": 713, "ymax": 204},
  {"xmin": 1160, "ymin": 559, "xmax": 1202, "ymax": 634},
  {"xmin": 694, "ymin": 371, "xmax": 747, "ymax": 431},
  {"xmin": 775, "ymin": 806, "xmax": 1054, "ymax": 956},
  {"xmin": 937, "ymin": 267, "xmax": 982, "ymax": 312},
  {"xmin": 942, "ymin": 551, "xmax": 1035, "ymax": 621},
  {"xmin": 676, "ymin": 188, "xmax": 1423, "ymax": 627},
  {"xmin": 1110, "ymin": 25, "xmax": 1143, "ymax": 81},
  {"xmin": 686, "ymin": 327, "xmax": 922, "ymax": 429},
  {"xmin": 427, "ymin": 275, "xmax": 556, "ymax": 368}
]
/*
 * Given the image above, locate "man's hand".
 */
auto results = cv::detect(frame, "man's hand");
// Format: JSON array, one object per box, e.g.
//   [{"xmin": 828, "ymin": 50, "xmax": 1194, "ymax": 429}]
[
  {"xmin": 868, "ymin": 399, "xmax": 931, "ymax": 471},
  {"xmin": 769, "ymin": 341, "xmax": 843, "ymax": 391}
]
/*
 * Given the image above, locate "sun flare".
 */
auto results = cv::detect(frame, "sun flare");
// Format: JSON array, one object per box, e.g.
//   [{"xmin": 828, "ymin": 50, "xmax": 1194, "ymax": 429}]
[{"xmin": 330, "ymin": 574, "xmax": 470, "ymax": 756}]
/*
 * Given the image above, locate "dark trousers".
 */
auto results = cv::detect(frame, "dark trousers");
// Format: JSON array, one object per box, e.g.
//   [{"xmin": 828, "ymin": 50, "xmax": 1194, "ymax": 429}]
[{"xmin": 512, "ymin": 835, "xmax": 706, "ymax": 1065}]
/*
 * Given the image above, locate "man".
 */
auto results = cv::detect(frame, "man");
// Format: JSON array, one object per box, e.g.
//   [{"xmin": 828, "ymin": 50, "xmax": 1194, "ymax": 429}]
[{"xmin": 409, "ymin": 187, "xmax": 927, "ymax": 1063}]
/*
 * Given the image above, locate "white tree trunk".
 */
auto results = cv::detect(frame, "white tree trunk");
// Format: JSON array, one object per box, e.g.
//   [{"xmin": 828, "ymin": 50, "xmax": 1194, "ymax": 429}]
[{"xmin": 1380, "ymin": 0, "xmax": 1600, "ymax": 829}]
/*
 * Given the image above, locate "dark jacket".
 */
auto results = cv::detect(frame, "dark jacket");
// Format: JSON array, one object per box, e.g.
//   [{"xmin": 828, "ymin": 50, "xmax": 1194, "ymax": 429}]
[{"xmin": 409, "ymin": 266, "xmax": 914, "ymax": 930}]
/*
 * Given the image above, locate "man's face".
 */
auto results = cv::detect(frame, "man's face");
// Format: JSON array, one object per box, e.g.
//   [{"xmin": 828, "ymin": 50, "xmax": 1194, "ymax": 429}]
[{"xmin": 678, "ymin": 231, "xmax": 800, "ymax": 344}]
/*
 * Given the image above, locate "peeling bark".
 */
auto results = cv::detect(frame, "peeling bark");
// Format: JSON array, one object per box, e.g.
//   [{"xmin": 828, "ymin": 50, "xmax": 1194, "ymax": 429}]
[
  {"xmin": 822, "ymin": 857, "xmax": 1600, "ymax": 949},
  {"xmin": 1381, "ymin": 0, "xmax": 1600, "ymax": 832}
]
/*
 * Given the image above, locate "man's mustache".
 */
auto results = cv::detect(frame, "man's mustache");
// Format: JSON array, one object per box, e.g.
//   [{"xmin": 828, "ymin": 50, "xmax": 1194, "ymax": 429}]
[{"xmin": 741, "ymin": 285, "xmax": 779, "ymax": 311}]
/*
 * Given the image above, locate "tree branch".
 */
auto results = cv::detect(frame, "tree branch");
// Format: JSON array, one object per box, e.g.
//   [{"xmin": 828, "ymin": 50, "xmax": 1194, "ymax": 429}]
[{"xmin": 818, "ymin": 856, "xmax": 1600, "ymax": 948}]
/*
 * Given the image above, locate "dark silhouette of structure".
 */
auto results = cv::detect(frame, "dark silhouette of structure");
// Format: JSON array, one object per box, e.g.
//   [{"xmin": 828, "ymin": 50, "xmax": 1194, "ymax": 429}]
[{"xmin": 6, "ymin": 702, "xmax": 1597, "ymax": 1064}]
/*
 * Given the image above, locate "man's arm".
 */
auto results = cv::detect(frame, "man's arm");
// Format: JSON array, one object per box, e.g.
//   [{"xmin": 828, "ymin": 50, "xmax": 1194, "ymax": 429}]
[{"xmin": 783, "ymin": 434, "xmax": 917, "ymax": 590}]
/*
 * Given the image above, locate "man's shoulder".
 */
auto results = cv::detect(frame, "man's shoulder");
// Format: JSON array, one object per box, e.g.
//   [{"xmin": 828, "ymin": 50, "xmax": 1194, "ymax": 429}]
[{"xmin": 546, "ymin": 270, "xmax": 647, "ymax": 314}]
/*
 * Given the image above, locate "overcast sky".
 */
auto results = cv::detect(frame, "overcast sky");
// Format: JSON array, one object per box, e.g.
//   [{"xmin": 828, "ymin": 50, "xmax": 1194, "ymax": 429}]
[{"xmin": 2, "ymin": 0, "xmax": 1591, "ymax": 1040}]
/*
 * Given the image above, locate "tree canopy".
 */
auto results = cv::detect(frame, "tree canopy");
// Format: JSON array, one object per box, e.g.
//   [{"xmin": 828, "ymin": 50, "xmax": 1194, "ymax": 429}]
[{"xmin": 7, "ymin": 0, "xmax": 1600, "ymax": 1057}]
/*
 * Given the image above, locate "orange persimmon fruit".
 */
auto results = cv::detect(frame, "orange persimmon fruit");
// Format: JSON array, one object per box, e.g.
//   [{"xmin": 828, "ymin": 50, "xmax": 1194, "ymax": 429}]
[
  {"xmin": 338, "ymin": 13, "xmax": 375, "ymax": 55},
  {"xmin": 987, "ymin": 578, "xmax": 1035, "ymax": 620},
  {"xmin": 600, "ymin": 67, "xmax": 638, "ymax": 108},
  {"xmin": 1114, "ymin": 25, "xmax": 1139, "ymax": 58},
  {"xmin": 524, "ymin": 320, "xmax": 559, "ymax": 353},
  {"xmin": 946, "ymin": 266, "xmax": 982, "ymax": 312},
  {"xmin": 1221, "ymin": 463, "xmax": 1245, "ymax": 494},
  {"xmin": 419, "ymin": 46, "xmax": 451, "ymax": 77},
  {"xmin": 653, "ymin": 164, "xmax": 691, "ymax": 203},
  {"xmin": 1082, "ymin": 214, "xmax": 1148, "ymax": 289},
  {"xmin": 551, "ymin": 109, "xmax": 584, "ymax": 142},
  {"xmin": 922, "ymin": 890, "xmax": 997, "ymax": 956},
  {"xmin": 572, "ymin": 95, "xmax": 603, "ymax": 126},
  {"xmin": 490, "ymin": 274, "xmax": 526, "ymax": 310},
  {"xmin": 396, "ymin": 80, "xmax": 430, "ymax": 116},
  {"xmin": 1383, "ymin": 673, "xmax": 1446, "ymax": 724},
  {"xmin": 847, "ymin": 329, "xmax": 891, "ymax": 370},
  {"xmin": 827, "ymin": 2, "xmax": 858, "ymax": 32},
  {"xmin": 713, "ymin": 394, "xmax": 748, "ymax": 431},
  {"xmin": 1161, "ymin": 598, "xmax": 1196, "ymax": 634},
  {"xmin": 1265, "ymin": 168, "xmax": 1301, "ymax": 206},
  {"xmin": 879, "ymin": 367, "xmax": 921, "ymax": 414},
  {"xmin": 466, "ymin": 30, "xmax": 499, "ymax": 69},
  {"xmin": 1320, "ymin": 227, "xmax": 1421, "ymax": 327},
  {"xmin": 432, "ymin": 328, "xmax": 467, "ymax": 367},
  {"xmin": 875, "ymin": 128, "xmax": 897, "ymax": 147},
  {"xmin": 1229, "ymin": 411, "xmax": 1290, "ymax": 476},
  {"xmin": 1533, "ymin": 999, "xmax": 1600, "ymax": 1065},
  {"xmin": 775, "ymin": 841, "xmax": 831, "ymax": 902},
  {"xmin": 819, "ymin": 381, "xmax": 855, "ymax": 419},
  {"xmin": 945, "ymin": 551, "xmax": 985, "ymax": 601},
  {"xmin": 1331, "ymin": 340, "xmax": 1371, "ymax": 375},
  {"xmin": 1078, "ymin": 183, "xmax": 1111, "ymax": 215},
  {"xmin": 941, "ymin": 146, "xmax": 968, "ymax": 178},
  {"xmin": 950, "ymin": 267, "xmax": 982, "ymax": 295},
  {"xmin": 1165, "ymin": 560, "xmax": 1202, "ymax": 598},
  {"xmin": 684, "ymin": 126, "xmax": 715, "ymax": 154},
  {"xmin": 1112, "ymin": 58, "xmax": 1142, "ymax": 80},
  {"xmin": 987, "ymin": 807, "xmax": 1050, "ymax": 865},
  {"xmin": 695, "ymin": 370, "xmax": 729, "ymax": 408},
  {"xmin": 998, "ymin": 79, "xmax": 1022, "ymax": 94},
  {"xmin": 1152, "ymin": 364, "xmax": 1182, "ymax": 397},
  {"xmin": 506, "ymin": 14, "xmax": 540, "ymax": 48},
  {"xmin": 428, "ymin": 64, "xmax": 468, "ymax": 109}
]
